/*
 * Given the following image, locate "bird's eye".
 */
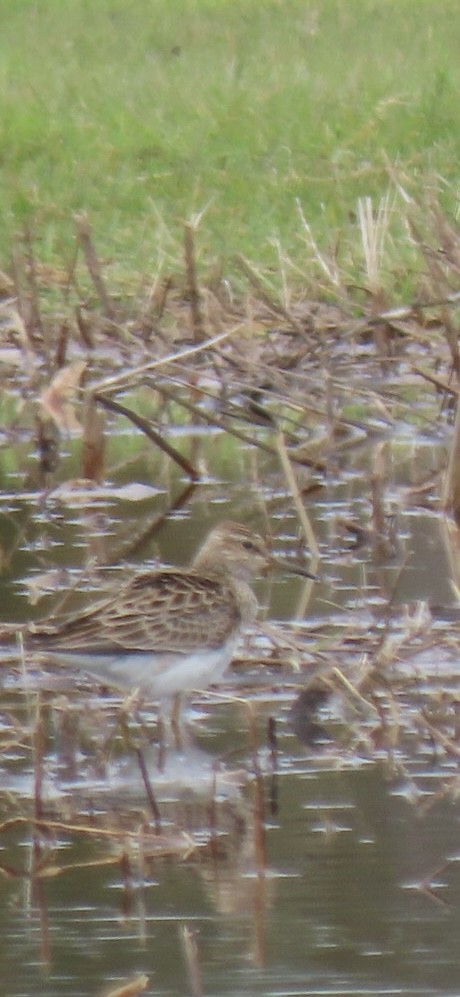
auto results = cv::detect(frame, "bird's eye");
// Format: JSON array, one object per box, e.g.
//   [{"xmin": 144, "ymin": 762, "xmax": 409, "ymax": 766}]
[{"xmin": 242, "ymin": 539, "xmax": 255, "ymax": 551}]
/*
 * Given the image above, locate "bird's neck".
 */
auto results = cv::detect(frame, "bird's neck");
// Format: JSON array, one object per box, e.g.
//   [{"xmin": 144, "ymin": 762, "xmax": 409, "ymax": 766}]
[{"xmin": 192, "ymin": 554, "xmax": 259, "ymax": 626}]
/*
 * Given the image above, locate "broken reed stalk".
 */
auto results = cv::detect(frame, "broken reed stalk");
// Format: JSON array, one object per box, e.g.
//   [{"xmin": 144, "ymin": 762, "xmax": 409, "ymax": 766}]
[
  {"xmin": 54, "ymin": 318, "xmax": 70, "ymax": 369},
  {"xmin": 75, "ymin": 303, "xmax": 96, "ymax": 350},
  {"xmin": 94, "ymin": 392, "xmax": 200, "ymax": 481},
  {"xmin": 82, "ymin": 393, "xmax": 106, "ymax": 482},
  {"xmin": 184, "ymin": 222, "xmax": 205, "ymax": 343},
  {"xmin": 74, "ymin": 212, "xmax": 116, "ymax": 321},
  {"xmin": 442, "ymin": 387, "xmax": 460, "ymax": 519},
  {"xmin": 11, "ymin": 246, "xmax": 45, "ymax": 354},
  {"xmin": 441, "ymin": 517, "xmax": 460, "ymax": 597},
  {"xmin": 275, "ymin": 430, "xmax": 320, "ymax": 558},
  {"xmin": 22, "ymin": 226, "xmax": 50, "ymax": 355},
  {"xmin": 440, "ymin": 305, "xmax": 460, "ymax": 377},
  {"xmin": 140, "ymin": 275, "xmax": 173, "ymax": 342}
]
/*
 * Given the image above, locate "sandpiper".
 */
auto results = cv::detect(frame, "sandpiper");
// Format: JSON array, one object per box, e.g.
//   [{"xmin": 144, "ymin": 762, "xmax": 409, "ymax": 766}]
[{"xmin": 18, "ymin": 521, "xmax": 314, "ymax": 701}]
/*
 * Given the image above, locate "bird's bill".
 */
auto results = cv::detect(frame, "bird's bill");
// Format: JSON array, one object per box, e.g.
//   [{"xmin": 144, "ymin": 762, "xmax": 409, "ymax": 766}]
[{"xmin": 268, "ymin": 555, "xmax": 318, "ymax": 581}]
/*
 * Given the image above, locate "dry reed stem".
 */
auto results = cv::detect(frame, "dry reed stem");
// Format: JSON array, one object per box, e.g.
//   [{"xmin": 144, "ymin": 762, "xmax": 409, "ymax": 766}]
[
  {"xmin": 11, "ymin": 248, "xmax": 43, "ymax": 353},
  {"xmin": 82, "ymin": 393, "xmax": 106, "ymax": 482},
  {"xmin": 22, "ymin": 227, "xmax": 49, "ymax": 354},
  {"xmin": 370, "ymin": 441, "xmax": 388, "ymax": 541},
  {"xmin": 417, "ymin": 715, "xmax": 460, "ymax": 759},
  {"xmin": 149, "ymin": 378, "xmax": 326, "ymax": 470},
  {"xmin": 439, "ymin": 306, "xmax": 460, "ymax": 375},
  {"xmin": 440, "ymin": 516, "xmax": 460, "ymax": 597},
  {"xmin": 152, "ymin": 274, "xmax": 173, "ymax": 323},
  {"xmin": 184, "ymin": 222, "xmax": 205, "ymax": 343},
  {"xmin": 75, "ymin": 303, "xmax": 97, "ymax": 349},
  {"xmin": 151, "ymin": 379, "xmax": 281, "ymax": 457},
  {"xmin": 442, "ymin": 393, "xmax": 460, "ymax": 517},
  {"xmin": 74, "ymin": 212, "xmax": 116, "ymax": 321},
  {"xmin": 358, "ymin": 193, "xmax": 391, "ymax": 296},
  {"xmin": 235, "ymin": 253, "xmax": 304, "ymax": 333},
  {"xmin": 411, "ymin": 364, "xmax": 456, "ymax": 396},
  {"xmin": 295, "ymin": 198, "xmax": 343, "ymax": 291},
  {"xmin": 331, "ymin": 667, "xmax": 380, "ymax": 713},
  {"xmin": 275, "ymin": 431, "xmax": 320, "ymax": 557},
  {"xmin": 54, "ymin": 318, "xmax": 70, "ymax": 368},
  {"xmin": 431, "ymin": 204, "xmax": 460, "ymax": 272},
  {"xmin": 91, "ymin": 324, "xmax": 243, "ymax": 394}
]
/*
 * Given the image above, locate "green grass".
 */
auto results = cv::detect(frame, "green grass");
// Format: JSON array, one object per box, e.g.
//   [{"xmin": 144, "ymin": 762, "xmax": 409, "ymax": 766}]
[{"xmin": 2, "ymin": 0, "xmax": 460, "ymax": 290}]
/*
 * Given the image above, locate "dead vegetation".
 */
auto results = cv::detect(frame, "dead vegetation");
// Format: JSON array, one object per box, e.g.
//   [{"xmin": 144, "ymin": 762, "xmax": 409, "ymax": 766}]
[{"xmin": 1, "ymin": 195, "xmax": 460, "ymax": 888}]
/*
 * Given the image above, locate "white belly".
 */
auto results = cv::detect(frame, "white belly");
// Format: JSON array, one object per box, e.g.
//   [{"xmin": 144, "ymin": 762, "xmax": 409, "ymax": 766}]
[{"xmin": 40, "ymin": 638, "xmax": 237, "ymax": 700}]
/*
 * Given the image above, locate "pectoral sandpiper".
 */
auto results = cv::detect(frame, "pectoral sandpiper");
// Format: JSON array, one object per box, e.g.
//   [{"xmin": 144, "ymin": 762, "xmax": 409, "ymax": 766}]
[{"xmin": 17, "ymin": 521, "xmax": 314, "ymax": 701}]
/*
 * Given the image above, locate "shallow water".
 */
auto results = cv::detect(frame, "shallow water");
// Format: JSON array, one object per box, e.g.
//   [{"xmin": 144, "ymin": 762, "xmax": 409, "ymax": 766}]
[
  {"xmin": 2, "ymin": 717, "xmax": 460, "ymax": 997},
  {"xmin": 0, "ymin": 395, "xmax": 460, "ymax": 996}
]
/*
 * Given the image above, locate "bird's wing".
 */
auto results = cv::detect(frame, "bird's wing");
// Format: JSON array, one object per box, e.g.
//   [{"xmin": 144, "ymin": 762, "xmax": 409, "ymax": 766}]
[{"xmin": 28, "ymin": 570, "xmax": 241, "ymax": 653}]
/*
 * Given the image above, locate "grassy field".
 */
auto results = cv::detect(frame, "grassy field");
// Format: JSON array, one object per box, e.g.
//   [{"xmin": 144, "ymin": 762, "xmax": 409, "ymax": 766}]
[{"xmin": 2, "ymin": 0, "xmax": 460, "ymax": 293}]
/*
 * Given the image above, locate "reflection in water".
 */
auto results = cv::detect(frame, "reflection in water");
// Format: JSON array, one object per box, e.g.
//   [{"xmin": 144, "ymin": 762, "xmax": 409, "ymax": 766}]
[
  {"xmin": 0, "ymin": 703, "xmax": 281, "ymax": 991},
  {"xmin": 288, "ymin": 682, "xmax": 332, "ymax": 746},
  {"xmin": 3, "ymin": 712, "xmax": 460, "ymax": 996}
]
